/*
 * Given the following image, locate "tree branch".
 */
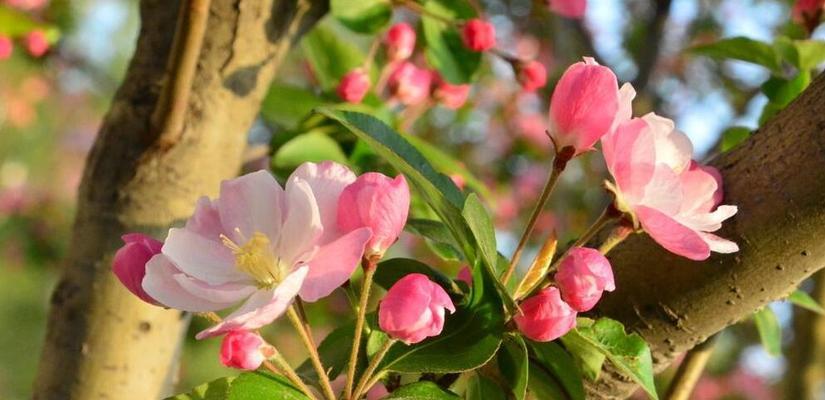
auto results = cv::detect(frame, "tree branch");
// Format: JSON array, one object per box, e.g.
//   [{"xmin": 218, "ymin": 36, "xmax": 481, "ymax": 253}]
[
  {"xmin": 33, "ymin": 1, "xmax": 326, "ymax": 399},
  {"xmin": 589, "ymin": 72, "xmax": 825, "ymax": 398},
  {"xmin": 631, "ymin": 0, "xmax": 672, "ymax": 94}
]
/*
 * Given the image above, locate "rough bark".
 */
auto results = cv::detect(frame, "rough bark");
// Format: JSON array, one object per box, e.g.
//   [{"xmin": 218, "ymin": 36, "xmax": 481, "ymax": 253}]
[
  {"xmin": 33, "ymin": 1, "xmax": 326, "ymax": 399},
  {"xmin": 589, "ymin": 72, "xmax": 825, "ymax": 398},
  {"xmin": 785, "ymin": 272, "xmax": 825, "ymax": 399}
]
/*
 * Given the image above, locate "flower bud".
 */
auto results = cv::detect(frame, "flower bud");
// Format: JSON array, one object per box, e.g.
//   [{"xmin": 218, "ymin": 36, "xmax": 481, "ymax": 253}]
[
  {"xmin": 112, "ymin": 233, "xmax": 162, "ymax": 305},
  {"xmin": 387, "ymin": 62, "xmax": 433, "ymax": 106},
  {"xmin": 549, "ymin": 0, "xmax": 587, "ymax": 19},
  {"xmin": 514, "ymin": 287, "xmax": 576, "ymax": 342},
  {"xmin": 0, "ymin": 36, "xmax": 13, "ymax": 60},
  {"xmin": 517, "ymin": 60, "xmax": 547, "ymax": 92},
  {"xmin": 337, "ymin": 173, "xmax": 410, "ymax": 259},
  {"xmin": 379, "ymin": 273, "xmax": 456, "ymax": 344},
  {"xmin": 337, "ymin": 68, "xmax": 370, "ymax": 103},
  {"xmin": 461, "ymin": 19, "xmax": 496, "ymax": 52},
  {"xmin": 219, "ymin": 330, "xmax": 268, "ymax": 371},
  {"xmin": 434, "ymin": 78, "xmax": 470, "ymax": 109},
  {"xmin": 554, "ymin": 247, "xmax": 615, "ymax": 311},
  {"xmin": 385, "ymin": 22, "xmax": 416, "ymax": 61},
  {"xmin": 24, "ymin": 30, "xmax": 49, "ymax": 57}
]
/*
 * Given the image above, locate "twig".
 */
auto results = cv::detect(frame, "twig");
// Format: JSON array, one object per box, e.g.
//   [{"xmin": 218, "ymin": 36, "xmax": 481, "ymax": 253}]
[
  {"xmin": 287, "ymin": 306, "xmax": 336, "ymax": 400},
  {"xmin": 344, "ymin": 260, "xmax": 378, "ymax": 399},
  {"xmin": 351, "ymin": 339, "xmax": 397, "ymax": 400},
  {"xmin": 665, "ymin": 335, "xmax": 718, "ymax": 400}
]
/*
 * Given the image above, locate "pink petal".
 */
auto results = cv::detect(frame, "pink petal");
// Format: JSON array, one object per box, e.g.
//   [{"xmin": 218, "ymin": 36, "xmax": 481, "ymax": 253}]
[
  {"xmin": 196, "ymin": 266, "xmax": 309, "ymax": 339},
  {"xmin": 680, "ymin": 205, "xmax": 738, "ymax": 232},
  {"xmin": 639, "ymin": 163, "xmax": 684, "ymax": 215},
  {"xmin": 611, "ymin": 83, "xmax": 636, "ymax": 131},
  {"xmin": 298, "ymin": 227, "xmax": 372, "ymax": 302},
  {"xmin": 217, "ymin": 170, "xmax": 284, "ymax": 242},
  {"xmin": 636, "ymin": 206, "xmax": 710, "ymax": 261},
  {"xmin": 603, "ymin": 119, "xmax": 655, "ymax": 202},
  {"xmin": 162, "ymin": 227, "xmax": 245, "ymax": 285},
  {"xmin": 699, "ymin": 232, "xmax": 740, "ymax": 254},
  {"xmin": 287, "ymin": 161, "xmax": 357, "ymax": 242},
  {"xmin": 185, "ymin": 197, "xmax": 225, "ymax": 239},
  {"xmin": 142, "ymin": 254, "xmax": 243, "ymax": 312},
  {"xmin": 642, "ymin": 113, "xmax": 693, "ymax": 173},
  {"xmin": 278, "ymin": 178, "xmax": 323, "ymax": 266}
]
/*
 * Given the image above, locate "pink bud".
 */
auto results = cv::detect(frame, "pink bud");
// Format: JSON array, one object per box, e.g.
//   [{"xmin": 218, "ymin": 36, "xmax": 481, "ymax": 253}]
[
  {"xmin": 456, "ymin": 265, "xmax": 472, "ymax": 286},
  {"xmin": 792, "ymin": 0, "xmax": 825, "ymax": 23},
  {"xmin": 554, "ymin": 247, "xmax": 615, "ymax": 312},
  {"xmin": 385, "ymin": 22, "xmax": 417, "ymax": 61},
  {"xmin": 434, "ymin": 79, "xmax": 471, "ymax": 109},
  {"xmin": 379, "ymin": 273, "xmax": 456, "ymax": 344},
  {"xmin": 337, "ymin": 68, "xmax": 370, "ymax": 103},
  {"xmin": 112, "ymin": 233, "xmax": 162, "ymax": 305},
  {"xmin": 219, "ymin": 330, "xmax": 267, "ymax": 370},
  {"xmin": 462, "ymin": 19, "xmax": 496, "ymax": 52},
  {"xmin": 337, "ymin": 173, "xmax": 410, "ymax": 259},
  {"xmin": 0, "ymin": 36, "xmax": 13, "ymax": 60},
  {"xmin": 548, "ymin": 0, "xmax": 587, "ymax": 19},
  {"xmin": 387, "ymin": 62, "xmax": 433, "ymax": 106},
  {"xmin": 514, "ymin": 287, "xmax": 576, "ymax": 342},
  {"xmin": 548, "ymin": 57, "xmax": 623, "ymax": 156},
  {"xmin": 24, "ymin": 30, "xmax": 49, "ymax": 57},
  {"xmin": 517, "ymin": 60, "xmax": 547, "ymax": 92}
]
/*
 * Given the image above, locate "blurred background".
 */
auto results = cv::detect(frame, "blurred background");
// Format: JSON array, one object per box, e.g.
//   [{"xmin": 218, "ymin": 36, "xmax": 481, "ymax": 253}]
[{"xmin": 1, "ymin": 0, "xmax": 823, "ymax": 399}]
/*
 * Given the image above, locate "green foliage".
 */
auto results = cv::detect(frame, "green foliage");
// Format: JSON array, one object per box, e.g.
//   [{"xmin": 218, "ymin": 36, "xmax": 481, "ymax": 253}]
[
  {"xmin": 497, "ymin": 335, "xmax": 529, "ymax": 400},
  {"xmin": 384, "ymin": 381, "xmax": 461, "ymax": 399},
  {"xmin": 296, "ymin": 320, "xmax": 361, "ymax": 383},
  {"xmin": 0, "ymin": 5, "xmax": 60, "ymax": 40},
  {"xmin": 788, "ymin": 289, "xmax": 825, "ymax": 315},
  {"xmin": 330, "ymin": 0, "xmax": 392, "ymax": 34},
  {"xmin": 405, "ymin": 218, "xmax": 464, "ymax": 261},
  {"xmin": 719, "ymin": 126, "xmax": 751, "ymax": 152},
  {"xmin": 261, "ymin": 84, "xmax": 325, "ymax": 129},
  {"xmin": 527, "ymin": 361, "xmax": 569, "ymax": 400},
  {"xmin": 167, "ymin": 373, "xmax": 308, "ymax": 400},
  {"xmin": 466, "ymin": 373, "xmax": 507, "ymax": 400},
  {"xmin": 753, "ymin": 307, "xmax": 782, "ymax": 356},
  {"xmin": 272, "ymin": 132, "xmax": 348, "ymax": 170},
  {"xmin": 691, "ymin": 37, "xmax": 782, "ymax": 73},
  {"xmin": 421, "ymin": 0, "xmax": 481, "ymax": 83},
  {"xmin": 562, "ymin": 318, "xmax": 658, "ymax": 399},
  {"xmin": 528, "ymin": 341, "xmax": 585, "ymax": 400},
  {"xmin": 461, "ymin": 194, "xmax": 498, "ymax": 276},
  {"xmin": 403, "ymin": 133, "xmax": 491, "ymax": 199},
  {"xmin": 302, "ymin": 25, "xmax": 366, "ymax": 91},
  {"xmin": 374, "ymin": 258, "xmax": 458, "ymax": 294}
]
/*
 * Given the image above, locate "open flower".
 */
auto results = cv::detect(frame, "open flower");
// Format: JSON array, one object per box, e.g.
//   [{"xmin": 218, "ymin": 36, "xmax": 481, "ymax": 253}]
[
  {"xmin": 601, "ymin": 113, "xmax": 738, "ymax": 260},
  {"xmin": 142, "ymin": 162, "xmax": 372, "ymax": 339},
  {"xmin": 379, "ymin": 273, "xmax": 456, "ymax": 344}
]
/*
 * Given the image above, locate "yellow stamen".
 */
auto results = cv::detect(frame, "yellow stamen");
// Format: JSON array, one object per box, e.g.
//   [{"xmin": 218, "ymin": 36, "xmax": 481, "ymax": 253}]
[{"xmin": 220, "ymin": 231, "xmax": 281, "ymax": 287}]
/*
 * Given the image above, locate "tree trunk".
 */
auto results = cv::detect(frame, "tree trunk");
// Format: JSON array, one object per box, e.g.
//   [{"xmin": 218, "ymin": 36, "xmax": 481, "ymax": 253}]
[
  {"xmin": 33, "ymin": 1, "xmax": 325, "ymax": 399},
  {"xmin": 589, "ymin": 71, "xmax": 825, "ymax": 398},
  {"xmin": 785, "ymin": 272, "xmax": 825, "ymax": 399}
]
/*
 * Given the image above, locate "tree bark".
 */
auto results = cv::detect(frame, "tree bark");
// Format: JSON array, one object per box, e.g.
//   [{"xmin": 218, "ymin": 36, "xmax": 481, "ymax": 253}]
[
  {"xmin": 589, "ymin": 72, "xmax": 825, "ymax": 398},
  {"xmin": 785, "ymin": 272, "xmax": 825, "ymax": 399},
  {"xmin": 33, "ymin": 1, "xmax": 325, "ymax": 399}
]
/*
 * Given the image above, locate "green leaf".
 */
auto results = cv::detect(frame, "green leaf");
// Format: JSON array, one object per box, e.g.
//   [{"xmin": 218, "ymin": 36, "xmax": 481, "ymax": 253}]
[
  {"xmin": 0, "ymin": 6, "xmax": 61, "ymax": 40},
  {"xmin": 560, "ymin": 330, "xmax": 605, "ymax": 381},
  {"xmin": 527, "ymin": 361, "xmax": 569, "ymax": 400},
  {"xmin": 719, "ymin": 126, "xmax": 751, "ymax": 152},
  {"xmin": 272, "ymin": 132, "xmax": 348, "ymax": 169},
  {"xmin": 691, "ymin": 37, "xmax": 781, "ymax": 73},
  {"xmin": 261, "ymin": 84, "xmax": 324, "ymax": 128},
  {"xmin": 302, "ymin": 24, "xmax": 366, "ymax": 91},
  {"xmin": 403, "ymin": 133, "xmax": 491, "ymax": 199},
  {"xmin": 788, "ymin": 289, "xmax": 825, "ymax": 315},
  {"xmin": 296, "ymin": 321, "xmax": 360, "ymax": 383},
  {"xmin": 753, "ymin": 307, "xmax": 782, "ymax": 356},
  {"xmin": 792, "ymin": 40, "xmax": 825, "ymax": 70},
  {"xmin": 466, "ymin": 373, "xmax": 507, "ymax": 400},
  {"xmin": 462, "ymin": 194, "xmax": 499, "ymax": 276},
  {"xmin": 563, "ymin": 318, "xmax": 659, "ymax": 399},
  {"xmin": 529, "ymin": 341, "xmax": 585, "ymax": 400},
  {"xmin": 374, "ymin": 258, "xmax": 458, "ymax": 294},
  {"xmin": 421, "ymin": 0, "xmax": 482, "ymax": 83},
  {"xmin": 384, "ymin": 382, "xmax": 462, "ymax": 399},
  {"xmin": 330, "ymin": 0, "xmax": 392, "ymax": 34},
  {"xmin": 761, "ymin": 72, "xmax": 810, "ymax": 107},
  {"xmin": 405, "ymin": 218, "xmax": 464, "ymax": 261},
  {"xmin": 498, "ymin": 335, "xmax": 529, "ymax": 400},
  {"xmin": 167, "ymin": 373, "xmax": 309, "ymax": 400}
]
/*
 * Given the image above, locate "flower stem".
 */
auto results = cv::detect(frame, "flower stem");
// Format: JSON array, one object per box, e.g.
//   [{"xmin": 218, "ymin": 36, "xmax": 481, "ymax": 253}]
[
  {"xmin": 501, "ymin": 149, "xmax": 573, "ymax": 285},
  {"xmin": 351, "ymin": 338, "xmax": 397, "ymax": 400},
  {"xmin": 264, "ymin": 349, "xmax": 319, "ymax": 400},
  {"xmin": 344, "ymin": 260, "xmax": 378, "ymax": 399},
  {"xmin": 287, "ymin": 306, "xmax": 336, "ymax": 400},
  {"xmin": 664, "ymin": 335, "xmax": 718, "ymax": 400},
  {"xmin": 598, "ymin": 223, "xmax": 633, "ymax": 255}
]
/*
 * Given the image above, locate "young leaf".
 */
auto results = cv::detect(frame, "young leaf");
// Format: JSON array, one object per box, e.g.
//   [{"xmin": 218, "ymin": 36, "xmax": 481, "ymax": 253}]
[
  {"xmin": 330, "ymin": 0, "xmax": 392, "ymax": 34},
  {"xmin": 514, "ymin": 232, "xmax": 558, "ymax": 299},
  {"xmin": 560, "ymin": 329, "xmax": 605, "ymax": 381},
  {"xmin": 374, "ymin": 258, "xmax": 458, "ymax": 294},
  {"xmin": 384, "ymin": 381, "xmax": 461, "ymax": 399},
  {"xmin": 420, "ymin": 0, "xmax": 482, "ymax": 84},
  {"xmin": 788, "ymin": 289, "xmax": 825, "ymax": 315},
  {"xmin": 466, "ymin": 373, "xmax": 507, "ymax": 400},
  {"xmin": 528, "ymin": 340, "xmax": 585, "ymax": 400},
  {"xmin": 792, "ymin": 40, "xmax": 825, "ymax": 71},
  {"xmin": 405, "ymin": 218, "xmax": 465, "ymax": 261},
  {"xmin": 272, "ymin": 132, "xmax": 348, "ymax": 170},
  {"xmin": 498, "ymin": 335, "xmax": 529, "ymax": 400},
  {"xmin": 753, "ymin": 307, "xmax": 782, "ymax": 356},
  {"xmin": 719, "ymin": 126, "xmax": 751, "ymax": 153},
  {"xmin": 167, "ymin": 373, "xmax": 309, "ymax": 400},
  {"xmin": 691, "ymin": 37, "xmax": 782, "ymax": 73},
  {"xmin": 462, "ymin": 194, "xmax": 498, "ymax": 275},
  {"xmin": 761, "ymin": 72, "xmax": 810, "ymax": 108}
]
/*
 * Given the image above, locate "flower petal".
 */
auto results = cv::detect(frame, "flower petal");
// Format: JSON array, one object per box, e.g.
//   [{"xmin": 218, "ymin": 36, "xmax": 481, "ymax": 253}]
[
  {"xmin": 162, "ymin": 227, "xmax": 246, "ymax": 285},
  {"xmin": 299, "ymin": 227, "xmax": 372, "ymax": 302},
  {"xmin": 636, "ymin": 205, "xmax": 710, "ymax": 261},
  {"xmin": 699, "ymin": 232, "xmax": 740, "ymax": 254},
  {"xmin": 278, "ymin": 177, "xmax": 323, "ymax": 265},
  {"xmin": 142, "ymin": 254, "xmax": 241, "ymax": 312},
  {"xmin": 287, "ymin": 161, "xmax": 357, "ymax": 240},
  {"xmin": 217, "ymin": 170, "xmax": 284, "ymax": 242}
]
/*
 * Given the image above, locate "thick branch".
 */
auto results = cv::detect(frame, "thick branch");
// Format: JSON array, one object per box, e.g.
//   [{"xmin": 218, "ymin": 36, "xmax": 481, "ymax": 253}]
[
  {"xmin": 590, "ymin": 72, "xmax": 825, "ymax": 398},
  {"xmin": 33, "ymin": 1, "xmax": 325, "ymax": 399}
]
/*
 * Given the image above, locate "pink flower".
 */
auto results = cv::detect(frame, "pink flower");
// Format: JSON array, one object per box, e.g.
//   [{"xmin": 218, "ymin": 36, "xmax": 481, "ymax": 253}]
[
  {"xmin": 337, "ymin": 68, "xmax": 370, "ymax": 103},
  {"xmin": 548, "ymin": 57, "xmax": 634, "ymax": 156},
  {"xmin": 378, "ymin": 273, "xmax": 456, "ymax": 344},
  {"xmin": 517, "ymin": 60, "xmax": 547, "ymax": 92},
  {"xmin": 385, "ymin": 22, "xmax": 416, "ymax": 61},
  {"xmin": 601, "ymin": 113, "xmax": 739, "ymax": 260},
  {"xmin": 548, "ymin": 0, "xmax": 587, "ymax": 19},
  {"xmin": 337, "ymin": 173, "xmax": 410, "ymax": 259},
  {"xmin": 387, "ymin": 62, "xmax": 433, "ymax": 106},
  {"xmin": 554, "ymin": 247, "xmax": 615, "ymax": 311},
  {"xmin": 220, "ymin": 330, "xmax": 268, "ymax": 370},
  {"xmin": 434, "ymin": 78, "xmax": 471, "ymax": 109},
  {"xmin": 24, "ymin": 30, "xmax": 49, "ymax": 57},
  {"xmin": 514, "ymin": 287, "xmax": 576, "ymax": 342},
  {"xmin": 142, "ymin": 163, "xmax": 372, "ymax": 339},
  {"xmin": 0, "ymin": 36, "xmax": 12, "ymax": 60},
  {"xmin": 462, "ymin": 19, "xmax": 496, "ymax": 52},
  {"xmin": 113, "ymin": 233, "xmax": 163, "ymax": 305}
]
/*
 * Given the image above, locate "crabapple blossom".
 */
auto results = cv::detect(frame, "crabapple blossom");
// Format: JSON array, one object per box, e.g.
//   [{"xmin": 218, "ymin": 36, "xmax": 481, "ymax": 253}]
[
  {"xmin": 219, "ymin": 330, "xmax": 268, "ymax": 370},
  {"xmin": 601, "ymin": 113, "xmax": 739, "ymax": 260},
  {"xmin": 0, "ymin": 36, "xmax": 12, "ymax": 60},
  {"xmin": 141, "ymin": 162, "xmax": 372, "ymax": 339},
  {"xmin": 378, "ymin": 273, "xmax": 455, "ymax": 344},
  {"xmin": 548, "ymin": 57, "xmax": 634, "ymax": 156},
  {"xmin": 337, "ymin": 69, "xmax": 370, "ymax": 103},
  {"xmin": 554, "ymin": 247, "xmax": 615, "ymax": 311},
  {"xmin": 112, "ymin": 233, "xmax": 162, "ymax": 305},
  {"xmin": 24, "ymin": 30, "xmax": 49, "ymax": 57},
  {"xmin": 549, "ymin": 0, "xmax": 587, "ymax": 19},
  {"xmin": 462, "ymin": 19, "xmax": 496, "ymax": 52},
  {"xmin": 385, "ymin": 22, "xmax": 416, "ymax": 61},
  {"xmin": 514, "ymin": 287, "xmax": 577, "ymax": 342},
  {"xmin": 387, "ymin": 61, "xmax": 433, "ymax": 106},
  {"xmin": 517, "ymin": 60, "xmax": 547, "ymax": 92}
]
